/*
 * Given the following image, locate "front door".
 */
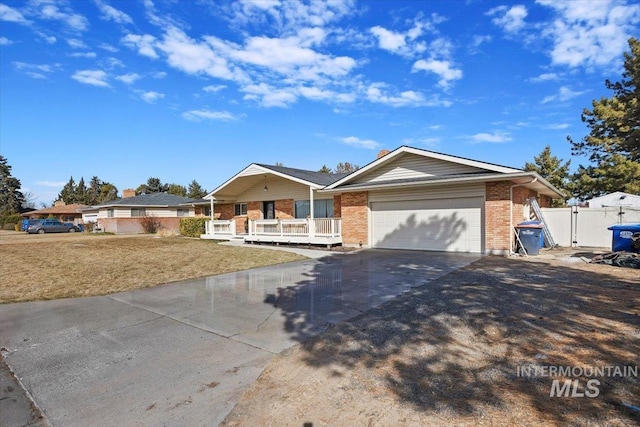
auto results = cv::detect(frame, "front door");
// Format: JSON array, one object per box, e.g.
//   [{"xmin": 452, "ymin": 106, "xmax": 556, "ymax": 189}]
[{"xmin": 263, "ymin": 201, "xmax": 275, "ymax": 219}]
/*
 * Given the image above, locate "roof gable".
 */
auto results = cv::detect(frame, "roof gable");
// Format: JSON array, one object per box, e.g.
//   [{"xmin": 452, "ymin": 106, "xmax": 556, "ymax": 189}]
[
  {"xmin": 206, "ymin": 163, "xmax": 346, "ymax": 199},
  {"xmin": 326, "ymin": 146, "xmax": 521, "ymax": 189}
]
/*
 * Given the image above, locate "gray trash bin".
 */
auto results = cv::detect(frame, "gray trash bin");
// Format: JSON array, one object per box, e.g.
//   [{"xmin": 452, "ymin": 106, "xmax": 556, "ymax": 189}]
[{"xmin": 516, "ymin": 225, "xmax": 543, "ymax": 255}]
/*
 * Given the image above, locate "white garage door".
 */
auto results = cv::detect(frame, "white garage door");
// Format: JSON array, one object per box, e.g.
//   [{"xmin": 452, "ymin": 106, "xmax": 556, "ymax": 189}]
[{"xmin": 371, "ymin": 197, "xmax": 483, "ymax": 253}]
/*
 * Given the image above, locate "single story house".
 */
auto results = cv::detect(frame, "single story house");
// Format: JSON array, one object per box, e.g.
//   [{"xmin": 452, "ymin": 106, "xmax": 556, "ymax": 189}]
[
  {"xmin": 202, "ymin": 146, "xmax": 563, "ymax": 255},
  {"xmin": 587, "ymin": 192, "xmax": 640, "ymax": 208},
  {"xmin": 22, "ymin": 201, "xmax": 87, "ymax": 225},
  {"xmin": 83, "ymin": 190, "xmax": 209, "ymax": 234}
]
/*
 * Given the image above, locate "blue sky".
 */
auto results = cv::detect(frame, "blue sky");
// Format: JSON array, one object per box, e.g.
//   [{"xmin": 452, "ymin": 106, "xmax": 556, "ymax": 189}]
[{"xmin": 1, "ymin": 0, "xmax": 639, "ymax": 205}]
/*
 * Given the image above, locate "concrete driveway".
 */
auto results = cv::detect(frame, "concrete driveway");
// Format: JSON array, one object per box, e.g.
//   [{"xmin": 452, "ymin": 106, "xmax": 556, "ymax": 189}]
[{"xmin": 0, "ymin": 250, "xmax": 480, "ymax": 426}]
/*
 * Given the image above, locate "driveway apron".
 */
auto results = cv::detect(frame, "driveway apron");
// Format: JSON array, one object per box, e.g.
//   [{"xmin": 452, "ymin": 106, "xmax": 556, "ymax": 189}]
[{"xmin": 0, "ymin": 250, "xmax": 479, "ymax": 426}]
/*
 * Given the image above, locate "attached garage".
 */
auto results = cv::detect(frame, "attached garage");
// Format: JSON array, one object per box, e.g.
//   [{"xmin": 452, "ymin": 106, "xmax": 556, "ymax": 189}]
[
  {"xmin": 369, "ymin": 185, "xmax": 484, "ymax": 253},
  {"xmin": 371, "ymin": 197, "xmax": 483, "ymax": 253}
]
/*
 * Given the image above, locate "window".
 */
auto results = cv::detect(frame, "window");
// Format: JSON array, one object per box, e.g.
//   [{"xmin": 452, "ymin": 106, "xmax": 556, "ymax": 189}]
[
  {"xmin": 131, "ymin": 208, "xmax": 146, "ymax": 217},
  {"xmin": 107, "ymin": 209, "xmax": 114, "ymax": 218},
  {"xmin": 295, "ymin": 199, "xmax": 334, "ymax": 218},
  {"xmin": 234, "ymin": 203, "xmax": 248, "ymax": 216},
  {"xmin": 177, "ymin": 208, "xmax": 189, "ymax": 217}
]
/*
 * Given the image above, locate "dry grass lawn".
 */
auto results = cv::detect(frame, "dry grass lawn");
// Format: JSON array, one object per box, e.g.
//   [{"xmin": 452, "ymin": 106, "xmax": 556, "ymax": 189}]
[{"xmin": 0, "ymin": 231, "xmax": 305, "ymax": 303}]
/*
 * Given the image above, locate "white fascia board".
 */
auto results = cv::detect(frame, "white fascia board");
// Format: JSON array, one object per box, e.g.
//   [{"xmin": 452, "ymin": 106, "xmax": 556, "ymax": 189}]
[{"xmin": 204, "ymin": 163, "xmax": 324, "ymax": 199}]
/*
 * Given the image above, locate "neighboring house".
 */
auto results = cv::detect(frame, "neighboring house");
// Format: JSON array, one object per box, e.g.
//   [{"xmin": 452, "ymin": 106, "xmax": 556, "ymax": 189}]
[
  {"xmin": 587, "ymin": 192, "xmax": 640, "ymax": 208},
  {"xmin": 22, "ymin": 201, "xmax": 87, "ymax": 224},
  {"xmin": 202, "ymin": 146, "xmax": 563, "ymax": 255},
  {"xmin": 84, "ymin": 190, "xmax": 208, "ymax": 234}
]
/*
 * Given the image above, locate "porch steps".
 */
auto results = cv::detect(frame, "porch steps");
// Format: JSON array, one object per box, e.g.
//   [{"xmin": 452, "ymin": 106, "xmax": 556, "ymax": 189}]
[{"xmin": 529, "ymin": 197, "xmax": 556, "ymax": 248}]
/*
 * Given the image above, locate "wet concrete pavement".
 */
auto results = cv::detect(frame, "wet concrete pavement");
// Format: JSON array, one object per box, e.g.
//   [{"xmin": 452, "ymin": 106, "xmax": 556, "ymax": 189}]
[{"xmin": 0, "ymin": 250, "xmax": 480, "ymax": 426}]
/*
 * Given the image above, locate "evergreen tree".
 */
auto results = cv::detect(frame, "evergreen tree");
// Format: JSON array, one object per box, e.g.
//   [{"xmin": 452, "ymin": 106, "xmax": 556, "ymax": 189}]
[
  {"xmin": 58, "ymin": 176, "xmax": 76, "ymax": 204},
  {"xmin": 0, "ymin": 155, "xmax": 25, "ymax": 215},
  {"xmin": 167, "ymin": 183, "xmax": 187, "ymax": 196},
  {"xmin": 523, "ymin": 145, "xmax": 571, "ymax": 206},
  {"xmin": 569, "ymin": 38, "xmax": 640, "ymax": 198},
  {"xmin": 76, "ymin": 177, "xmax": 88, "ymax": 204},
  {"xmin": 136, "ymin": 177, "xmax": 167, "ymax": 194},
  {"xmin": 87, "ymin": 176, "xmax": 102, "ymax": 205},
  {"xmin": 98, "ymin": 183, "xmax": 118, "ymax": 203},
  {"xmin": 187, "ymin": 180, "xmax": 207, "ymax": 198},
  {"xmin": 318, "ymin": 165, "xmax": 332, "ymax": 174}
]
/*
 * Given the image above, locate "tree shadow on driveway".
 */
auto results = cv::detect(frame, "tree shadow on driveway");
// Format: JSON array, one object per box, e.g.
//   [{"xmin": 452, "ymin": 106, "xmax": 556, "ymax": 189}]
[{"xmin": 262, "ymin": 255, "xmax": 640, "ymax": 425}]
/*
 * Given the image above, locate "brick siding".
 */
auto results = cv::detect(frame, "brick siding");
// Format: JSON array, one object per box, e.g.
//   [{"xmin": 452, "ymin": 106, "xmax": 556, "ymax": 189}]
[{"xmin": 341, "ymin": 191, "xmax": 368, "ymax": 247}]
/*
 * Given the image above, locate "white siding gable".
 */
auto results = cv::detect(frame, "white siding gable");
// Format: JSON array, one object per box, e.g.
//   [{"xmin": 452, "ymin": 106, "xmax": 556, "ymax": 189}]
[
  {"xmin": 352, "ymin": 153, "xmax": 485, "ymax": 184},
  {"xmin": 238, "ymin": 164, "xmax": 266, "ymax": 177}
]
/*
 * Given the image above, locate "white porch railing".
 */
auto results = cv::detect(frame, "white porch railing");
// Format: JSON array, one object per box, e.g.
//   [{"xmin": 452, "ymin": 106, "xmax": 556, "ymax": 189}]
[
  {"xmin": 248, "ymin": 218, "xmax": 341, "ymax": 239},
  {"xmin": 204, "ymin": 219, "xmax": 236, "ymax": 236}
]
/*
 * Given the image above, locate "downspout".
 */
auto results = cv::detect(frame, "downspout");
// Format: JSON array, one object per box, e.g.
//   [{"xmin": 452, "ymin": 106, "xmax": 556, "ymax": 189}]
[{"xmin": 509, "ymin": 177, "xmax": 537, "ymax": 255}]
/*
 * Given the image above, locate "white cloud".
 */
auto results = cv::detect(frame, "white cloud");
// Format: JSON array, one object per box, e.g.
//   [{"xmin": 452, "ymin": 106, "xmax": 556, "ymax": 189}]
[
  {"xmin": 544, "ymin": 123, "xmax": 570, "ymax": 130},
  {"xmin": 70, "ymin": 52, "xmax": 97, "ymax": 58},
  {"xmin": 341, "ymin": 136, "xmax": 380, "ymax": 150},
  {"xmin": 182, "ymin": 109, "xmax": 240, "ymax": 121},
  {"xmin": 99, "ymin": 43, "xmax": 118, "ymax": 53},
  {"xmin": 0, "ymin": 3, "xmax": 30, "ymax": 24},
  {"xmin": 0, "ymin": 36, "xmax": 12, "ymax": 45},
  {"xmin": 103, "ymin": 57, "xmax": 124, "ymax": 69},
  {"xmin": 528, "ymin": 72, "xmax": 559, "ymax": 83},
  {"xmin": 95, "ymin": 0, "xmax": 133, "ymax": 24},
  {"xmin": 537, "ymin": 0, "xmax": 640, "ymax": 69},
  {"xmin": 72, "ymin": 70, "xmax": 110, "ymax": 87},
  {"xmin": 366, "ymin": 82, "xmax": 451, "ymax": 107},
  {"xmin": 242, "ymin": 82, "xmax": 297, "ymax": 107},
  {"xmin": 152, "ymin": 71, "xmax": 167, "ymax": 79},
  {"xmin": 40, "ymin": 4, "xmax": 88, "ymax": 31},
  {"xmin": 370, "ymin": 26, "xmax": 406, "ymax": 52},
  {"xmin": 487, "ymin": 5, "xmax": 528, "ymax": 33},
  {"xmin": 139, "ymin": 91, "xmax": 164, "ymax": 103},
  {"xmin": 469, "ymin": 131, "xmax": 512, "ymax": 143},
  {"xmin": 122, "ymin": 33, "xmax": 158, "ymax": 59},
  {"xmin": 203, "ymin": 84, "xmax": 227, "ymax": 93},
  {"xmin": 541, "ymin": 85, "xmax": 586, "ymax": 104},
  {"xmin": 116, "ymin": 73, "xmax": 141, "ymax": 84},
  {"xmin": 13, "ymin": 61, "xmax": 60, "ymax": 79},
  {"xmin": 412, "ymin": 59, "xmax": 463, "ymax": 88},
  {"xmin": 67, "ymin": 38, "xmax": 86, "ymax": 49}
]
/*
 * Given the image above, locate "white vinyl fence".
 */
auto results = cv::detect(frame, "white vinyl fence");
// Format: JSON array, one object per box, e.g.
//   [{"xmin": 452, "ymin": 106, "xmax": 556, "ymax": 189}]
[{"xmin": 541, "ymin": 206, "xmax": 640, "ymax": 248}]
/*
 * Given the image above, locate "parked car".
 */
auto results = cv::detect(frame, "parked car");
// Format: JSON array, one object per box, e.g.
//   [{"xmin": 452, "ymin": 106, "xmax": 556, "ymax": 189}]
[
  {"xmin": 21, "ymin": 219, "xmax": 40, "ymax": 232},
  {"xmin": 27, "ymin": 219, "xmax": 81, "ymax": 234}
]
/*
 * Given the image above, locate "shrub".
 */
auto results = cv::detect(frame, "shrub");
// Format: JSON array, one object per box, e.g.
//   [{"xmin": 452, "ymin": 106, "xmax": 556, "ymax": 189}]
[
  {"xmin": 180, "ymin": 217, "xmax": 207, "ymax": 237},
  {"xmin": 14, "ymin": 223, "xmax": 20, "ymax": 231},
  {"xmin": 83, "ymin": 222, "xmax": 95, "ymax": 232},
  {"xmin": 0, "ymin": 212, "xmax": 23, "ymax": 227},
  {"xmin": 3, "ymin": 223, "xmax": 17, "ymax": 231},
  {"xmin": 140, "ymin": 215, "xmax": 161, "ymax": 234}
]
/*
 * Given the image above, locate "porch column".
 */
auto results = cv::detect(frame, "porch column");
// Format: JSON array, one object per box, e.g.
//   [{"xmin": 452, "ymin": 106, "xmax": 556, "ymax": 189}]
[
  {"xmin": 209, "ymin": 199, "xmax": 214, "ymax": 220},
  {"xmin": 309, "ymin": 186, "xmax": 315, "ymax": 238}
]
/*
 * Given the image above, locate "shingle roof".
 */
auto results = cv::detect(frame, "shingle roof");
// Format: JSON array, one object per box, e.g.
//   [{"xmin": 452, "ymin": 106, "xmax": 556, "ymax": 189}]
[
  {"xmin": 93, "ymin": 193, "xmax": 203, "ymax": 208},
  {"xmin": 256, "ymin": 164, "xmax": 349, "ymax": 186},
  {"xmin": 22, "ymin": 203, "xmax": 88, "ymax": 216}
]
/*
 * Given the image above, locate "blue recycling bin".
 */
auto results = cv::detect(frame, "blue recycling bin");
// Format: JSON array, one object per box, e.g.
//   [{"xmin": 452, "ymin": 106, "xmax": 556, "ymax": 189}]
[
  {"xmin": 516, "ymin": 224, "xmax": 544, "ymax": 255},
  {"xmin": 518, "ymin": 221, "xmax": 544, "ymax": 248},
  {"xmin": 608, "ymin": 224, "xmax": 640, "ymax": 252}
]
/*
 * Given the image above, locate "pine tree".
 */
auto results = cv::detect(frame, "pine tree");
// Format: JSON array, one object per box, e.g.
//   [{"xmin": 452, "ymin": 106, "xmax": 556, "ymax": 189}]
[
  {"xmin": 318, "ymin": 165, "xmax": 332, "ymax": 174},
  {"xmin": 0, "ymin": 155, "xmax": 25, "ymax": 215},
  {"xmin": 187, "ymin": 180, "xmax": 207, "ymax": 198},
  {"xmin": 87, "ymin": 176, "xmax": 102, "ymax": 205},
  {"xmin": 569, "ymin": 38, "xmax": 640, "ymax": 198},
  {"xmin": 76, "ymin": 177, "xmax": 88, "ymax": 204},
  {"xmin": 58, "ymin": 176, "xmax": 76, "ymax": 204},
  {"xmin": 523, "ymin": 145, "xmax": 571, "ymax": 206},
  {"xmin": 167, "ymin": 184, "xmax": 187, "ymax": 196}
]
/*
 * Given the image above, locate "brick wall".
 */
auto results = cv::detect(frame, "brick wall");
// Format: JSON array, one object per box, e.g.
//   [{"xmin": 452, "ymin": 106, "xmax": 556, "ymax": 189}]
[
  {"xmin": 215, "ymin": 204, "xmax": 234, "ymax": 220},
  {"xmin": 275, "ymin": 199, "xmax": 294, "ymax": 219},
  {"xmin": 341, "ymin": 191, "xmax": 368, "ymax": 247},
  {"xmin": 485, "ymin": 182, "xmax": 511, "ymax": 254},
  {"xmin": 333, "ymin": 195, "xmax": 342, "ymax": 218},
  {"xmin": 99, "ymin": 217, "xmax": 181, "ymax": 235}
]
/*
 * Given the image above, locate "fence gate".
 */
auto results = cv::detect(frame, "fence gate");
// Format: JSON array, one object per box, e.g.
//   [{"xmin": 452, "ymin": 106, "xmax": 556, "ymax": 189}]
[{"xmin": 541, "ymin": 206, "xmax": 640, "ymax": 248}]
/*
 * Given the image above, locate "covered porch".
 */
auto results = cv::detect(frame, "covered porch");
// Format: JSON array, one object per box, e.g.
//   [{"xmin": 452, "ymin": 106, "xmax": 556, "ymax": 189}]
[
  {"xmin": 202, "ymin": 217, "xmax": 342, "ymax": 246},
  {"xmin": 200, "ymin": 163, "xmax": 343, "ymax": 246}
]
